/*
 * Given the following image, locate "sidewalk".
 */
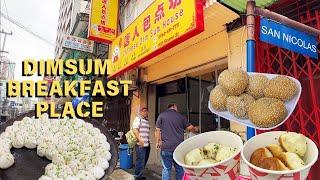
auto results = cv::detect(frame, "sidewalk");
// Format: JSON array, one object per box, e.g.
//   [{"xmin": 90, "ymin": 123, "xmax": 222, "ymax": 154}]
[
  {"xmin": 108, "ymin": 168, "xmax": 134, "ymax": 180},
  {"xmin": 145, "ymin": 164, "xmax": 177, "ymax": 180},
  {"xmin": 110, "ymin": 164, "xmax": 177, "ymax": 180},
  {"xmin": 124, "ymin": 166, "xmax": 162, "ymax": 180}
]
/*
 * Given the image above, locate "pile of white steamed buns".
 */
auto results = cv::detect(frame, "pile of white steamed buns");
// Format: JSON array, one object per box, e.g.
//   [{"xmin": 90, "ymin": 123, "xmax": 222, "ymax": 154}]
[{"xmin": 0, "ymin": 114, "xmax": 112, "ymax": 180}]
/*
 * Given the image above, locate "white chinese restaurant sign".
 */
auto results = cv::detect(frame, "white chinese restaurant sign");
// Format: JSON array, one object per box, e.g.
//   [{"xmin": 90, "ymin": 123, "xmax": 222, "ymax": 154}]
[{"xmin": 62, "ymin": 35, "xmax": 94, "ymax": 53}]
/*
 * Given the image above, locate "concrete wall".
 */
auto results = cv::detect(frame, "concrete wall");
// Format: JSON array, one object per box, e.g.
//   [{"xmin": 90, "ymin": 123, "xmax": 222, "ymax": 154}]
[
  {"xmin": 228, "ymin": 26, "xmax": 247, "ymax": 70},
  {"xmin": 147, "ymin": 85, "xmax": 161, "ymax": 167},
  {"xmin": 130, "ymin": 93, "xmax": 140, "ymax": 126}
]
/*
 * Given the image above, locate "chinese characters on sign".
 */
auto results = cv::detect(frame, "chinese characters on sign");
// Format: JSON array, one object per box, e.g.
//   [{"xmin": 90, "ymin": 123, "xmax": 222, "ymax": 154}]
[
  {"xmin": 108, "ymin": 0, "xmax": 204, "ymax": 77},
  {"xmin": 169, "ymin": 0, "xmax": 181, "ymax": 9},
  {"xmin": 88, "ymin": 0, "xmax": 119, "ymax": 43},
  {"xmin": 62, "ymin": 35, "xmax": 94, "ymax": 53}
]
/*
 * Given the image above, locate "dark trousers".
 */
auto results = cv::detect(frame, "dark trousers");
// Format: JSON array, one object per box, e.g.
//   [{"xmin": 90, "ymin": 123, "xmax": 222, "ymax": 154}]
[
  {"xmin": 160, "ymin": 150, "xmax": 184, "ymax": 180},
  {"xmin": 134, "ymin": 145, "xmax": 150, "ymax": 179}
]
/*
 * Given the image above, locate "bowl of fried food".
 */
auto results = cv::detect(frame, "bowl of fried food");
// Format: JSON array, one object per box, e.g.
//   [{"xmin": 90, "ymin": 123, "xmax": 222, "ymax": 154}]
[
  {"xmin": 173, "ymin": 131, "xmax": 243, "ymax": 179},
  {"xmin": 208, "ymin": 69, "xmax": 301, "ymax": 130},
  {"xmin": 241, "ymin": 131, "xmax": 318, "ymax": 180}
]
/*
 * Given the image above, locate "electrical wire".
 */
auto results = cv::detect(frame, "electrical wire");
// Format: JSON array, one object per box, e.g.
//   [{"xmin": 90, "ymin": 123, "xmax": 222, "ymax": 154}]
[
  {"xmin": 3, "ymin": 0, "xmax": 11, "ymax": 31},
  {"xmin": 0, "ymin": 11, "xmax": 55, "ymax": 46},
  {"xmin": 0, "ymin": 0, "xmax": 13, "ymax": 53}
]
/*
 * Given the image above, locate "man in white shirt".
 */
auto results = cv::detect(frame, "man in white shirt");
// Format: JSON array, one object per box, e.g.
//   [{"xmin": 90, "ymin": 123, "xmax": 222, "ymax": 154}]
[{"xmin": 133, "ymin": 107, "xmax": 150, "ymax": 180}]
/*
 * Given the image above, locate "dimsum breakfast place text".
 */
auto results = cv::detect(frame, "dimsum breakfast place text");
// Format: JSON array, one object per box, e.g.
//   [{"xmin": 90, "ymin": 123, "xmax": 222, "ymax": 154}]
[{"xmin": 6, "ymin": 59, "xmax": 132, "ymax": 118}]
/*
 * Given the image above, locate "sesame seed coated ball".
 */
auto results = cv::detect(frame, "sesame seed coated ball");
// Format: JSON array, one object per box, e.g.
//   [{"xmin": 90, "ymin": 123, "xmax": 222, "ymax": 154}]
[
  {"xmin": 248, "ymin": 97, "xmax": 287, "ymax": 128},
  {"xmin": 218, "ymin": 69, "xmax": 249, "ymax": 96},
  {"xmin": 246, "ymin": 74, "xmax": 269, "ymax": 99},
  {"xmin": 264, "ymin": 75, "xmax": 298, "ymax": 101},
  {"xmin": 226, "ymin": 93, "xmax": 255, "ymax": 119},
  {"xmin": 209, "ymin": 85, "xmax": 228, "ymax": 111}
]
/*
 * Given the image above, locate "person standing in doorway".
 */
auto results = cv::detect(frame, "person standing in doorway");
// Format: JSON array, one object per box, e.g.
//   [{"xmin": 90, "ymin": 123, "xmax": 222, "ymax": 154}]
[
  {"xmin": 133, "ymin": 107, "xmax": 150, "ymax": 180},
  {"xmin": 155, "ymin": 103, "xmax": 198, "ymax": 180}
]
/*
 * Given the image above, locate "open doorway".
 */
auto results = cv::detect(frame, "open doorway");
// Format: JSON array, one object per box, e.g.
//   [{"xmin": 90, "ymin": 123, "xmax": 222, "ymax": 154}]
[{"xmin": 155, "ymin": 69, "xmax": 230, "ymax": 133}]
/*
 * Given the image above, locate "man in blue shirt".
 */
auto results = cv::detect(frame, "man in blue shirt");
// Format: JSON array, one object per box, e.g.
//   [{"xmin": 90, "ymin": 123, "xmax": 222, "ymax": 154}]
[{"xmin": 155, "ymin": 103, "xmax": 198, "ymax": 180}]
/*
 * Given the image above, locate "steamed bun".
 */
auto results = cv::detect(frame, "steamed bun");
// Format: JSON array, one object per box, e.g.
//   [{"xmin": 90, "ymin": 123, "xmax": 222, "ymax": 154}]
[
  {"xmin": 279, "ymin": 132, "xmax": 307, "ymax": 157},
  {"xmin": 0, "ymin": 152, "xmax": 14, "ymax": 169},
  {"xmin": 216, "ymin": 146, "xmax": 237, "ymax": 162},
  {"xmin": 89, "ymin": 165, "xmax": 105, "ymax": 179},
  {"xmin": 203, "ymin": 143, "xmax": 220, "ymax": 159},
  {"xmin": 279, "ymin": 152, "xmax": 305, "ymax": 170},
  {"xmin": 98, "ymin": 158, "xmax": 109, "ymax": 170},
  {"xmin": 38, "ymin": 175, "xmax": 53, "ymax": 180},
  {"xmin": 12, "ymin": 131, "xmax": 25, "ymax": 148},
  {"xmin": 76, "ymin": 170, "xmax": 95, "ymax": 180},
  {"xmin": 185, "ymin": 148, "xmax": 204, "ymax": 166}
]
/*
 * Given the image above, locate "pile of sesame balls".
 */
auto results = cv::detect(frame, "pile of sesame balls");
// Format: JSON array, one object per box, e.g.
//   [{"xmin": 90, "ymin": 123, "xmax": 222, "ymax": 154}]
[{"xmin": 210, "ymin": 69, "xmax": 298, "ymax": 128}]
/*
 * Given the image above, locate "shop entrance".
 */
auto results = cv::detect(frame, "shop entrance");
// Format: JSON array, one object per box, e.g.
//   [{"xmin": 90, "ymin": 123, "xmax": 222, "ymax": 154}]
[
  {"xmin": 104, "ymin": 95, "xmax": 132, "ymax": 144},
  {"xmin": 156, "ymin": 70, "xmax": 230, "ymax": 133}
]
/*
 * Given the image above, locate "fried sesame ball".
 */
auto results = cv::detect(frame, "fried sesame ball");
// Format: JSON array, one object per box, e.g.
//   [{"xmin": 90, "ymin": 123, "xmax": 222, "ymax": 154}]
[
  {"xmin": 264, "ymin": 76, "xmax": 298, "ymax": 101},
  {"xmin": 226, "ymin": 94, "xmax": 255, "ymax": 119},
  {"xmin": 209, "ymin": 85, "xmax": 228, "ymax": 111},
  {"xmin": 246, "ymin": 74, "xmax": 269, "ymax": 99},
  {"xmin": 218, "ymin": 69, "xmax": 249, "ymax": 96},
  {"xmin": 248, "ymin": 97, "xmax": 287, "ymax": 128}
]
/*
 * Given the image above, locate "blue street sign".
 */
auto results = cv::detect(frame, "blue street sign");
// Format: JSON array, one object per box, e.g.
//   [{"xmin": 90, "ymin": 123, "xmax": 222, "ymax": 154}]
[{"xmin": 260, "ymin": 18, "xmax": 318, "ymax": 59}]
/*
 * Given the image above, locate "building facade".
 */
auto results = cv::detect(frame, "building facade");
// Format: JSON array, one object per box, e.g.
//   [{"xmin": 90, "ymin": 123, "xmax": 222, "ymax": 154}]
[
  {"xmin": 0, "ymin": 80, "xmax": 6, "ymax": 101},
  {"xmin": 52, "ymin": 0, "xmax": 320, "ymax": 178},
  {"xmin": 55, "ymin": 0, "xmax": 87, "ymax": 58},
  {"xmin": 115, "ymin": 0, "xmax": 320, "ymax": 177},
  {"xmin": 116, "ymin": 0, "xmax": 243, "ymax": 171}
]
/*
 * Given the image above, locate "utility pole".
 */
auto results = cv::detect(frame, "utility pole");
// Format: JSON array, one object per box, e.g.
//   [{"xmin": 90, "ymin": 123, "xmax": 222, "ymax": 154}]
[
  {"xmin": 0, "ymin": 0, "xmax": 13, "ymax": 55},
  {"xmin": 0, "ymin": 29, "xmax": 12, "ymax": 54},
  {"xmin": 246, "ymin": 0, "xmax": 256, "ymax": 140},
  {"xmin": 0, "ymin": 0, "xmax": 14, "ymax": 122}
]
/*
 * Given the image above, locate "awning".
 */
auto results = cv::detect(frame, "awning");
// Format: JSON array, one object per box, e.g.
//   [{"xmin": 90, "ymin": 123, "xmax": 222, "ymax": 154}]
[{"xmin": 220, "ymin": 0, "xmax": 278, "ymax": 12}]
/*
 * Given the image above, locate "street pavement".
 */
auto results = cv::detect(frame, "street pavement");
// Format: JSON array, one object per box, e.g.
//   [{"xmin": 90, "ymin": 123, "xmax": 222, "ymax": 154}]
[{"xmin": 109, "ymin": 166, "xmax": 177, "ymax": 180}]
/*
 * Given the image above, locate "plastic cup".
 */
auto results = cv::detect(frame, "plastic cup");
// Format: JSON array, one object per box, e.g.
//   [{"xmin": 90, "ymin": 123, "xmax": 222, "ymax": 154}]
[
  {"xmin": 241, "ymin": 131, "xmax": 318, "ymax": 180},
  {"xmin": 173, "ymin": 131, "xmax": 243, "ymax": 179}
]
